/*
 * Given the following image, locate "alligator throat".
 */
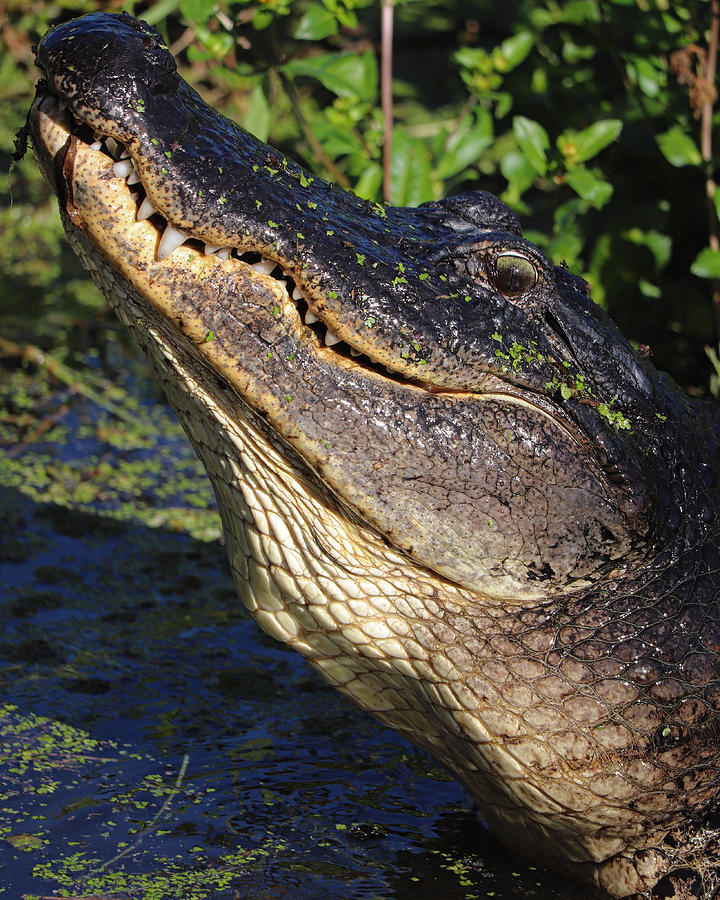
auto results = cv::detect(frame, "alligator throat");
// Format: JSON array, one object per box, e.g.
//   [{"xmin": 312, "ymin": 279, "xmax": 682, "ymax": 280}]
[{"xmin": 28, "ymin": 12, "xmax": 720, "ymax": 899}]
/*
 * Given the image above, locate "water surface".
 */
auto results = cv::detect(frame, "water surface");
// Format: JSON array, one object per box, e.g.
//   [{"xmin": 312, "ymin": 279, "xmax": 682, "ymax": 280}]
[{"xmin": 0, "ymin": 337, "xmax": 595, "ymax": 899}]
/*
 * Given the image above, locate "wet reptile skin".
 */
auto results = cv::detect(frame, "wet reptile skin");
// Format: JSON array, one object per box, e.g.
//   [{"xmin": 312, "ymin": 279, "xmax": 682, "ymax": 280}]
[{"xmin": 26, "ymin": 12, "xmax": 720, "ymax": 898}]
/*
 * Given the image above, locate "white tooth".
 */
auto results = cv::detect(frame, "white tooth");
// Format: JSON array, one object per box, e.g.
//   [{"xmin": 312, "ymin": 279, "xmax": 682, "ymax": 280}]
[
  {"xmin": 292, "ymin": 286, "xmax": 304, "ymax": 300},
  {"xmin": 350, "ymin": 348, "xmax": 361, "ymax": 357},
  {"xmin": 304, "ymin": 310, "xmax": 319, "ymax": 324},
  {"xmin": 127, "ymin": 171, "xmax": 141, "ymax": 186},
  {"xmin": 119, "ymin": 148, "xmax": 130, "ymax": 159},
  {"xmin": 252, "ymin": 258, "xmax": 276, "ymax": 275},
  {"xmin": 112, "ymin": 160, "xmax": 134, "ymax": 178},
  {"xmin": 106, "ymin": 137, "xmax": 118, "ymax": 157},
  {"xmin": 157, "ymin": 225, "xmax": 189, "ymax": 260},
  {"xmin": 89, "ymin": 140, "xmax": 103, "ymax": 151},
  {"xmin": 204, "ymin": 245, "xmax": 218, "ymax": 255},
  {"xmin": 324, "ymin": 329, "xmax": 342, "ymax": 347},
  {"xmin": 136, "ymin": 197, "xmax": 156, "ymax": 221},
  {"xmin": 216, "ymin": 248, "xmax": 230, "ymax": 260}
]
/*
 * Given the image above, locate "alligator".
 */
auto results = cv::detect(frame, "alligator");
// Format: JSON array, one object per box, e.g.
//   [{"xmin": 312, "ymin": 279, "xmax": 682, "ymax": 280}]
[{"xmin": 24, "ymin": 12, "xmax": 720, "ymax": 898}]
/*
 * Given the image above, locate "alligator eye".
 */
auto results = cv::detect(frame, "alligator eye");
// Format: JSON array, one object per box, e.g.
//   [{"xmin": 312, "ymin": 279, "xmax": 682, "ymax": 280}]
[{"xmin": 492, "ymin": 252, "xmax": 538, "ymax": 298}]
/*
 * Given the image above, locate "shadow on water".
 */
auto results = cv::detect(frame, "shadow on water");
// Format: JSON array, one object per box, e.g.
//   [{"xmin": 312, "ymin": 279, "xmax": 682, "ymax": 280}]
[{"xmin": 0, "ymin": 356, "xmax": 598, "ymax": 899}]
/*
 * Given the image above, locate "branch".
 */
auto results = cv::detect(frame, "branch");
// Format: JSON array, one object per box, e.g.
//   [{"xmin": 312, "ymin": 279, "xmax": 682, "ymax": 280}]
[
  {"xmin": 276, "ymin": 70, "xmax": 352, "ymax": 190},
  {"xmin": 703, "ymin": 0, "xmax": 720, "ymax": 339},
  {"xmin": 381, "ymin": 0, "xmax": 394, "ymax": 202}
]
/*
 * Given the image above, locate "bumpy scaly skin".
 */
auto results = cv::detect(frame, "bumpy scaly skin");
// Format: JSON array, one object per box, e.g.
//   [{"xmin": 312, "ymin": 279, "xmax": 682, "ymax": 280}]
[{"xmin": 28, "ymin": 13, "xmax": 720, "ymax": 897}]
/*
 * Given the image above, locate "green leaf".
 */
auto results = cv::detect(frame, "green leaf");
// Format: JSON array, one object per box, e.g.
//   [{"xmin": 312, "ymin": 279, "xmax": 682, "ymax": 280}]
[
  {"xmin": 626, "ymin": 56, "xmax": 665, "ymax": 98},
  {"xmin": 194, "ymin": 24, "xmax": 234, "ymax": 59},
  {"xmin": 691, "ymin": 247, "xmax": 720, "ymax": 279},
  {"xmin": 556, "ymin": 0, "xmax": 601, "ymax": 23},
  {"xmin": 513, "ymin": 116, "xmax": 549, "ymax": 175},
  {"xmin": 500, "ymin": 150, "xmax": 536, "ymax": 202},
  {"xmin": 543, "ymin": 230, "xmax": 583, "ymax": 267},
  {"xmin": 244, "ymin": 84, "xmax": 271, "ymax": 142},
  {"xmin": 494, "ymin": 31, "xmax": 534, "ymax": 72},
  {"xmin": 294, "ymin": 4, "xmax": 339, "ymax": 40},
  {"xmin": 180, "ymin": 0, "xmax": 216, "ymax": 23},
  {"xmin": 558, "ymin": 119, "xmax": 622, "ymax": 164},
  {"xmin": 282, "ymin": 51, "xmax": 377, "ymax": 100},
  {"xmin": 656, "ymin": 127, "xmax": 702, "ymax": 167},
  {"xmin": 435, "ymin": 110, "xmax": 493, "ymax": 180},
  {"xmin": 252, "ymin": 8, "xmax": 275, "ymax": 30},
  {"xmin": 390, "ymin": 130, "xmax": 434, "ymax": 207},
  {"xmin": 310, "ymin": 122, "xmax": 363, "ymax": 158},
  {"xmin": 354, "ymin": 163, "xmax": 383, "ymax": 201},
  {"xmin": 565, "ymin": 165, "xmax": 613, "ymax": 207},
  {"xmin": 624, "ymin": 228, "xmax": 672, "ymax": 270}
]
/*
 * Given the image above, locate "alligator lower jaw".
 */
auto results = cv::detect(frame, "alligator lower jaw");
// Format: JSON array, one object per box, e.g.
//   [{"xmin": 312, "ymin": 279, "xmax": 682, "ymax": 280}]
[{"xmin": 31, "ymin": 95, "xmax": 365, "ymax": 361}]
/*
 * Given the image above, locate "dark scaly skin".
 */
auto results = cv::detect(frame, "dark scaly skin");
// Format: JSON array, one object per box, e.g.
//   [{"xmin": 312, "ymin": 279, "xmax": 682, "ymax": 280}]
[{"xmin": 26, "ymin": 12, "xmax": 720, "ymax": 897}]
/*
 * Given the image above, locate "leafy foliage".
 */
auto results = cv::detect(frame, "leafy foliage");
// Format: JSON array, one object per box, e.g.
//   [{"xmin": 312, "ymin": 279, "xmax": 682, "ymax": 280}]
[{"xmin": 2, "ymin": 0, "xmax": 719, "ymax": 390}]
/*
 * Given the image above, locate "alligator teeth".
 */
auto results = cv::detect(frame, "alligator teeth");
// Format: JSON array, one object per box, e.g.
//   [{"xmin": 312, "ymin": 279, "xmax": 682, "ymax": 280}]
[
  {"xmin": 292, "ymin": 286, "xmax": 304, "ymax": 300},
  {"xmin": 324, "ymin": 329, "xmax": 342, "ymax": 347},
  {"xmin": 89, "ymin": 140, "xmax": 103, "ymax": 151},
  {"xmin": 105, "ymin": 137, "xmax": 119, "ymax": 157},
  {"xmin": 350, "ymin": 348, "xmax": 361, "ymax": 357},
  {"xmin": 136, "ymin": 197, "xmax": 156, "ymax": 221},
  {"xmin": 252, "ymin": 258, "xmax": 277, "ymax": 275},
  {"xmin": 216, "ymin": 248, "xmax": 230, "ymax": 260},
  {"xmin": 112, "ymin": 159, "xmax": 134, "ymax": 178},
  {"xmin": 127, "ymin": 171, "xmax": 141, "ymax": 186},
  {"xmin": 157, "ymin": 225, "xmax": 189, "ymax": 260},
  {"xmin": 304, "ymin": 310, "xmax": 319, "ymax": 324},
  {"xmin": 204, "ymin": 245, "xmax": 218, "ymax": 255}
]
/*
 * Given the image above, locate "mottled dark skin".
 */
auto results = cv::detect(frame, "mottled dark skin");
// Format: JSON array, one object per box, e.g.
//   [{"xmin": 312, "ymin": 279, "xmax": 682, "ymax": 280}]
[{"xmin": 28, "ymin": 13, "xmax": 720, "ymax": 898}]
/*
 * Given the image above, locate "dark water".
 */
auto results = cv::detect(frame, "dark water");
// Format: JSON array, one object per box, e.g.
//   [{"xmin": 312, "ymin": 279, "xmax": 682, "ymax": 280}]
[{"xmin": 0, "ymin": 346, "xmax": 597, "ymax": 899}]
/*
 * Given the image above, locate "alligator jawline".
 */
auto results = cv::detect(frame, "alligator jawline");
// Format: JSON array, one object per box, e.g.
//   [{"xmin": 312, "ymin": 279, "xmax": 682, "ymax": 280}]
[{"xmin": 37, "ymin": 93, "xmax": 593, "ymax": 461}]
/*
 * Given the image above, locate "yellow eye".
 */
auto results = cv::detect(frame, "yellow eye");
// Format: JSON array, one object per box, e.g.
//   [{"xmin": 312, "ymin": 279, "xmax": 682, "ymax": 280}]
[{"xmin": 493, "ymin": 252, "xmax": 538, "ymax": 298}]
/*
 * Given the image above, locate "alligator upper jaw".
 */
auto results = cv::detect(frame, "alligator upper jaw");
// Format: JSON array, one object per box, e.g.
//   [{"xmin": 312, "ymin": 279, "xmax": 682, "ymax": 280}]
[{"xmin": 28, "ymin": 87, "xmax": 565, "ymax": 413}]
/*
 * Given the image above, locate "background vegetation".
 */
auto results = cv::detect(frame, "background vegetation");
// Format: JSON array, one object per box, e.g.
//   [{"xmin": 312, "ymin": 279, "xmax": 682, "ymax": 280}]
[
  {"xmin": 2, "ymin": 0, "xmax": 720, "ymax": 394},
  {"xmin": 0, "ymin": 6, "xmax": 717, "ymax": 893}
]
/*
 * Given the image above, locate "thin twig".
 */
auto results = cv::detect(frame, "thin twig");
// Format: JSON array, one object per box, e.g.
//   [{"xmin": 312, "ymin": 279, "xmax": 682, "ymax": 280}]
[
  {"xmin": 381, "ymin": 0, "xmax": 394, "ymax": 202},
  {"xmin": 276, "ymin": 70, "xmax": 352, "ymax": 189},
  {"xmin": 702, "ymin": 0, "xmax": 720, "ymax": 339},
  {"xmin": 92, "ymin": 753, "xmax": 190, "ymax": 874},
  {"xmin": 23, "ymin": 895, "xmax": 122, "ymax": 900},
  {"xmin": 0, "ymin": 335, "xmax": 150, "ymax": 430},
  {"xmin": 23, "ymin": 895, "xmax": 121, "ymax": 900},
  {"xmin": 5, "ymin": 403, "xmax": 70, "ymax": 458}
]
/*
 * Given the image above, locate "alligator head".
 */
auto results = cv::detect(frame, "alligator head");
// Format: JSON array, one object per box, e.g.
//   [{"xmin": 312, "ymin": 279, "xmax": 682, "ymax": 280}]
[{"xmin": 28, "ymin": 12, "xmax": 720, "ymax": 897}]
